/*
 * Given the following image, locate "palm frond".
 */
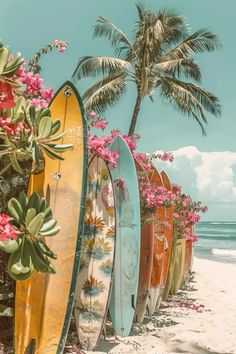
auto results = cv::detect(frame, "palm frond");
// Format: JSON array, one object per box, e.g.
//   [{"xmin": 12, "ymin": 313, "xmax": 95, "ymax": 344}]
[
  {"xmin": 152, "ymin": 58, "xmax": 201, "ymax": 82},
  {"xmin": 135, "ymin": 4, "xmax": 146, "ymax": 22},
  {"xmin": 161, "ymin": 13, "xmax": 189, "ymax": 47},
  {"xmin": 93, "ymin": 16, "xmax": 134, "ymax": 58},
  {"xmin": 159, "ymin": 77, "xmax": 221, "ymax": 134},
  {"xmin": 72, "ymin": 56, "xmax": 131, "ymax": 79},
  {"xmin": 162, "ymin": 28, "xmax": 221, "ymax": 60},
  {"xmin": 83, "ymin": 72, "xmax": 127, "ymax": 114}
]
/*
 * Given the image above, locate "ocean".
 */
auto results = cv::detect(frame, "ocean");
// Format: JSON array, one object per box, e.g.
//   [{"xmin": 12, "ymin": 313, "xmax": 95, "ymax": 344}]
[{"xmin": 195, "ymin": 222, "xmax": 236, "ymax": 263}]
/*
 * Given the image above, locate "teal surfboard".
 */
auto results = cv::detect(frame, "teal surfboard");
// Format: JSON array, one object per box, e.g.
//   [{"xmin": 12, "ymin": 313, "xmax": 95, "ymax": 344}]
[{"xmin": 109, "ymin": 135, "xmax": 141, "ymax": 337}]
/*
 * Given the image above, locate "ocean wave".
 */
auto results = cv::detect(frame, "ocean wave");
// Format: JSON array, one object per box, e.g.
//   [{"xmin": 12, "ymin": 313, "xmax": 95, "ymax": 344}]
[
  {"xmin": 196, "ymin": 234, "xmax": 236, "ymax": 240},
  {"xmin": 212, "ymin": 248, "xmax": 236, "ymax": 257},
  {"xmin": 211, "ymin": 222, "xmax": 236, "ymax": 224},
  {"xmin": 196, "ymin": 228, "xmax": 236, "ymax": 234}
]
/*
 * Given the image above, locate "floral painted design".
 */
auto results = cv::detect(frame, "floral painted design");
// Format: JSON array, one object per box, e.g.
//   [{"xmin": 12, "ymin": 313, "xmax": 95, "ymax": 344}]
[
  {"xmin": 82, "ymin": 237, "xmax": 112, "ymax": 260},
  {"xmin": 83, "ymin": 216, "xmax": 105, "ymax": 237},
  {"xmin": 82, "ymin": 276, "xmax": 105, "ymax": 297},
  {"xmin": 99, "ymin": 259, "xmax": 113, "ymax": 276},
  {"xmin": 106, "ymin": 226, "xmax": 115, "ymax": 239}
]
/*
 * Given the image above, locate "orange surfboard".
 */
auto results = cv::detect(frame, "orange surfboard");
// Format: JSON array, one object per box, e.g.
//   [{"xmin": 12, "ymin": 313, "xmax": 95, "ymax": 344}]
[
  {"xmin": 14, "ymin": 81, "xmax": 88, "ymax": 354},
  {"xmin": 146, "ymin": 165, "xmax": 165, "ymax": 315},
  {"xmin": 157, "ymin": 171, "xmax": 173, "ymax": 307},
  {"xmin": 134, "ymin": 159, "xmax": 154, "ymax": 323}
]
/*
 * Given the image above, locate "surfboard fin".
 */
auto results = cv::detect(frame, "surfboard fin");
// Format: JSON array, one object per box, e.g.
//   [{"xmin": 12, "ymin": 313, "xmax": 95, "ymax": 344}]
[
  {"xmin": 24, "ymin": 339, "xmax": 36, "ymax": 354},
  {"xmin": 131, "ymin": 294, "xmax": 135, "ymax": 310}
]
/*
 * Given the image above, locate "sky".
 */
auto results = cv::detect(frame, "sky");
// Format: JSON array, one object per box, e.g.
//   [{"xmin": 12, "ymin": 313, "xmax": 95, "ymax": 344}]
[{"xmin": 0, "ymin": 0, "xmax": 236, "ymax": 220}]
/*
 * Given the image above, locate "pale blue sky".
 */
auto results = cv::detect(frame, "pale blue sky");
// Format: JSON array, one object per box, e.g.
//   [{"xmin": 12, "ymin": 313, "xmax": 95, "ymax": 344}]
[{"xmin": 1, "ymin": 0, "xmax": 236, "ymax": 220}]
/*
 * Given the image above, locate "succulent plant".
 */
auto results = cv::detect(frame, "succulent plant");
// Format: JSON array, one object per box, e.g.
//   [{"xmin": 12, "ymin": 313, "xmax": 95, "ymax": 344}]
[
  {"xmin": 1, "ymin": 102, "xmax": 74, "ymax": 174},
  {"xmin": 0, "ymin": 191, "xmax": 60, "ymax": 280},
  {"xmin": 0, "ymin": 45, "xmax": 22, "ymax": 81}
]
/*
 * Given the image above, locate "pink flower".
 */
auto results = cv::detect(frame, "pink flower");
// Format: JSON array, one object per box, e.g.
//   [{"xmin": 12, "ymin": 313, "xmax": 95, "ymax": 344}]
[
  {"xmin": 172, "ymin": 184, "xmax": 181, "ymax": 195},
  {"xmin": 21, "ymin": 71, "xmax": 44, "ymax": 96},
  {"xmin": 88, "ymin": 111, "xmax": 97, "ymax": 119},
  {"xmin": 31, "ymin": 98, "xmax": 48, "ymax": 108},
  {"xmin": 0, "ymin": 213, "xmax": 20, "ymax": 241},
  {"xmin": 0, "ymin": 116, "xmax": 30, "ymax": 136},
  {"xmin": 53, "ymin": 39, "xmax": 68, "ymax": 53},
  {"xmin": 117, "ymin": 178, "xmax": 125, "ymax": 190},
  {"xmin": 135, "ymin": 153, "xmax": 153, "ymax": 170},
  {"xmin": 40, "ymin": 87, "xmax": 54, "ymax": 103},
  {"xmin": 92, "ymin": 120, "xmax": 108, "ymax": 131},
  {"xmin": 182, "ymin": 196, "xmax": 190, "ymax": 207},
  {"xmin": 0, "ymin": 81, "xmax": 15, "ymax": 110},
  {"xmin": 156, "ymin": 152, "xmax": 174, "ymax": 162}
]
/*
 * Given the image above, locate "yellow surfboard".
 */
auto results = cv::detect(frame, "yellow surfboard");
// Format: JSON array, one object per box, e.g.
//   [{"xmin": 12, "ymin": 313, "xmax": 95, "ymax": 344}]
[{"xmin": 14, "ymin": 81, "xmax": 88, "ymax": 354}]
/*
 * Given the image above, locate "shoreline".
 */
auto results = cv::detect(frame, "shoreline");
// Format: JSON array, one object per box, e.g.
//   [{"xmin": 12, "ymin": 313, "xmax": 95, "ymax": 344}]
[{"xmin": 73, "ymin": 257, "xmax": 236, "ymax": 354}]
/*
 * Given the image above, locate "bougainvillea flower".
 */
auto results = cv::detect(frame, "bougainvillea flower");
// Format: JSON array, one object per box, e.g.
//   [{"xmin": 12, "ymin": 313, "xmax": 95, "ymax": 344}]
[
  {"xmin": 40, "ymin": 87, "xmax": 54, "ymax": 103},
  {"xmin": 0, "ymin": 213, "xmax": 20, "ymax": 241},
  {"xmin": 0, "ymin": 116, "xmax": 30, "ymax": 136},
  {"xmin": 0, "ymin": 81, "xmax": 15, "ymax": 110},
  {"xmin": 53, "ymin": 39, "xmax": 68, "ymax": 52},
  {"xmin": 92, "ymin": 120, "xmax": 108, "ymax": 131},
  {"xmin": 117, "ymin": 178, "xmax": 125, "ymax": 190}
]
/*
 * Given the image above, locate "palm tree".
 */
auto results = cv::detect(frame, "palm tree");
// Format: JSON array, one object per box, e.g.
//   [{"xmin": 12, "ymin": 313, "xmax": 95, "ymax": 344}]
[{"xmin": 73, "ymin": 5, "xmax": 221, "ymax": 136}]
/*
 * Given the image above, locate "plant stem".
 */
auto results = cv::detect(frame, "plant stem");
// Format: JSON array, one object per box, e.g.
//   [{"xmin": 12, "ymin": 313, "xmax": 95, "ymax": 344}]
[{"xmin": 0, "ymin": 163, "xmax": 11, "ymax": 176}]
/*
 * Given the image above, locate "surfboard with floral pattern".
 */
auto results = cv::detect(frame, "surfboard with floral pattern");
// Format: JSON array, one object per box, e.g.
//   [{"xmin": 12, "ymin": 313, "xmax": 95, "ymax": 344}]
[{"xmin": 74, "ymin": 155, "xmax": 115, "ymax": 350}]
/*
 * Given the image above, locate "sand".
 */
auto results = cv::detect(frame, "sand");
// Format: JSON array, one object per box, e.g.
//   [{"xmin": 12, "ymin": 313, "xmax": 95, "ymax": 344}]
[{"xmin": 67, "ymin": 257, "xmax": 236, "ymax": 354}]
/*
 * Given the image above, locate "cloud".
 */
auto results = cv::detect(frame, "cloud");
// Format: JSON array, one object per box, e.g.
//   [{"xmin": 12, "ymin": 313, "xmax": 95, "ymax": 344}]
[{"xmin": 154, "ymin": 146, "xmax": 236, "ymax": 204}]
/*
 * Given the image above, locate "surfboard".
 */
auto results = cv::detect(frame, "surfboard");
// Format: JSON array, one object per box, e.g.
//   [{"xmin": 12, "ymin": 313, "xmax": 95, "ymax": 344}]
[
  {"xmin": 74, "ymin": 155, "xmax": 115, "ymax": 350},
  {"xmin": 109, "ymin": 135, "xmax": 140, "ymax": 337},
  {"xmin": 156, "ymin": 170, "xmax": 173, "ymax": 307},
  {"xmin": 183, "ymin": 225, "xmax": 194, "ymax": 285},
  {"xmin": 183, "ymin": 240, "xmax": 192, "ymax": 285},
  {"xmin": 170, "ymin": 238, "xmax": 186, "ymax": 294},
  {"xmin": 134, "ymin": 159, "xmax": 154, "ymax": 324},
  {"xmin": 146, "ymin": 165, "xmax": 165, "ymax": 315},
  {"xmin": 14, "ymin": 81, "xmax": 88, "ymax": 354}
]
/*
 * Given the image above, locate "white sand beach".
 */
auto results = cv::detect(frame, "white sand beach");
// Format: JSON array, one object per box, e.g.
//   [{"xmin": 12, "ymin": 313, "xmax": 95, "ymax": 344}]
[{"xmin": 77, "ymin": 257, "xmax": 236, "ymax": 354}]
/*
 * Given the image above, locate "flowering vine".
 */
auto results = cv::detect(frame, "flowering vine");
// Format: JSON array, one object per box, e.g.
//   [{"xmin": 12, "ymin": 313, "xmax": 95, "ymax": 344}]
[{"xmin": 172, "ymin": 186, "xmax": 208, "ymax": 242}]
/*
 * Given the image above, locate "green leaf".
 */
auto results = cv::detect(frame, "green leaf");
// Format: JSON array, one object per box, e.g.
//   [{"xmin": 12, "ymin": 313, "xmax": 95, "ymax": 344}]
[
  {"xmin": 46, "ymin": 143, "xmax": 74, "ymax": 152},
  {"xmin": 25, "ymin": 208, "xmax": 37, "ymax": 227},
  {"xmin": 8, "ymin": 198, "xmax": 23, "ymax": 223},
  {"xmin": 0, "ymin": 305, "xmax": 13, "ymax": 317},
  {"xmin": 46, "ymin": 132, "xmax": 65, "ymax": 142},
  {"xmin": 0, "ymin": 239, "xmax": 20, "ymax": 253},
  {"xmin": 18, "ymin": 192, "xmax": 28, "ymax": 212},
  {"xmin": 40, "ymin": 218, "xmax": 57, "ymax": 233},
  {"xmin": 27, "ymin": 212, "xmax": 45, "ymax": 236},
  {"xmin": 41, "ymin": 145, "xmax": 64, "ymax": 160},
  {"xmin": 27, "ymin": 193, "xmax": 41, "ymax": 212},
  {"xmin": 39, "ymin": 225, "xmax": 61, "ymax": 237},
  {"xmin": 50, "ymin": 119, "xmax": 61, "ymax": 135},
  {"xmin": 38, "ymin": 117, "xmax": 52, "ymax": 138},
  {"xmin": 9, "ymin": 153, "xmax": 23, "ymax": 174},
  {"xmin": 0, "ymin": 47, "xmax": 9, "ymax": 74},
  {"xmin": 8, "ymin": 240, "xmax": 33, "ymax": 278}
]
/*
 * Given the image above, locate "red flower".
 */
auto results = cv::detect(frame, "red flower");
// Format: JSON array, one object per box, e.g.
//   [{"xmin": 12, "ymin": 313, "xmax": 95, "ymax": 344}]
[
  {"xmin": 0, "ymin": 81, "xmax": 15, "ymax": 110},
  {"xmin": 0, "ymin": 213, "xmax": 20, "ymax": 241}
]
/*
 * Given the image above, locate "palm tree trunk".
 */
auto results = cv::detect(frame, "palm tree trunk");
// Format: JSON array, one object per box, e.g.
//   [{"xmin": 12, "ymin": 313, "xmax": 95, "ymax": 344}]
[{"xmin": 128, "ymin": 92, "xmax": 142, "ymax": 136}]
